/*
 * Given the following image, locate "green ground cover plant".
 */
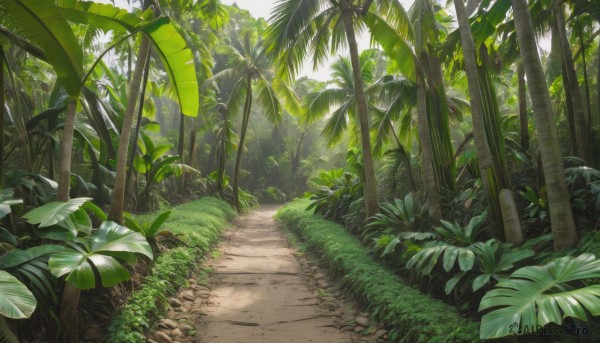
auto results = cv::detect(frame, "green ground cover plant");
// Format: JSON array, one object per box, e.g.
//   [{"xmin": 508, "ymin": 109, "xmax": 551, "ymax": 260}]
[
  {"xmin": 104, "ymin": 197, "xmax": 235, "ymax": 342},
  {"xmin": 276, "ymin": 199, "xmax": 480, "ymax": 342}
]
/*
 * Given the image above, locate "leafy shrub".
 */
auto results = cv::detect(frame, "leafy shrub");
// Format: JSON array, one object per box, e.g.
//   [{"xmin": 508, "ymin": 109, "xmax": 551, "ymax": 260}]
[
  {"xmin": 104, "ymin": 198, "xmax": 234, "ymax": 342},
  {"xmin": 276, "ymin": 200, "xmax": 480, "ymax": 342},
  {"xmin": 237, "ymin": 188, "xmax": 259, "ymax": 213},
  {"xmin": 364, "ymin": 193, "xmax": 429, "ymax": 244},
  {"xmin": 306, "ymin": 169, "xmax": 363, "ymax": 224}
]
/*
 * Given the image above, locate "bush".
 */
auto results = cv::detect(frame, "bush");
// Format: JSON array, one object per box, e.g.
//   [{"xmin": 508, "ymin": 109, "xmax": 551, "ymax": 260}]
[
  {"xmin": 276, "ymin": 200, "xmax": 480, "ymax": 342},
  {"xmin": 104, "ymin": 197, "xmax": 235, "ymax": 342}
]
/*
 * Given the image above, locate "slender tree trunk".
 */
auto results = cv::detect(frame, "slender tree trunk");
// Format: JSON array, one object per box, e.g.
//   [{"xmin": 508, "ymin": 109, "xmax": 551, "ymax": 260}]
[
  {"xmin": 188, "ymin": 127, "xmax": 197, "ymax": 169},
  {"xmin": 577, "ymin": 23, "xmax": 592, "ymax": 145},
  {"xmin": 59, "ymin": 283, "xmax": 80, "ymax": 343},
  {"xmin": 554, "ymin": 0, "xmax": 589, "ymax": 164},
  {"xmin": 53, "ymin": 95, "xmax": 82, "ymax": 343},
  {"xmin": 414, "ymin": 0, "xmax": 442, "ymax": 223},
  {"xmin": 517, "ymin": 61, "xmax": 530, "ymax": 150},
  {"xmin": 511, "ymin": 0, "xmax": 577, "ymax": 250},
  {"xmin": 217, "ymin": 108, "xmax": 228, "ymax": 194},
  {"xmin": 55, "ymin": 96, "xmax": 81, "ymax": 343},
  {"xmin": 291, "ymin": 132, "xmax": 304, "ymax": 174},
  {"xmin": 109, "ymin": 36, "xmax": 151, "ymax": 223},
  {"xmin": 454, "ymin": 0, "xmax": 520, "ymax": 241},
  {"xmin": 232, "ymin": 78, "xmax": 252, "ymax": 212},
  {"xmin": 342, "ymin": 7, "xmax": 378, "ymax": 218},
  {"xmin": 417, "ymin": 70, "xmax": 441, "ymax": 222},
  {"xmin": 125, "ymin": 53, "xmax": 151, "ymax": 211},
  {"xmin": 178, "ymin": 112, "xmax": 186, "ymax": 192},
  {"xmin": 57, "ymin": 98, "xmax": 78, "ymax": 201}
]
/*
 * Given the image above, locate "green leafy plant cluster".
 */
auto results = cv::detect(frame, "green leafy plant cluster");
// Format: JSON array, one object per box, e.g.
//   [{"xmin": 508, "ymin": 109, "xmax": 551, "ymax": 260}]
[
  {"xmin": 276, "ymin": 200, "xmax": 480, "ymax": 342},
  {"xmin": 104, "ymin": 197, "xmax": 235, "ymax": 342}
]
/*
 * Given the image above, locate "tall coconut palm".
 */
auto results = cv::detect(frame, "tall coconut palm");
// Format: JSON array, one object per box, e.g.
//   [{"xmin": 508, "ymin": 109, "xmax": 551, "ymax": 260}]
[
  {"xmin": 207, "ymin": 29, "xmax": 298, "ymax": 212},
  {"xmin": 452, "ymin": 0, "xmax": 521, "ymax": 242},
  {"xmin": 511, "ymin": 0, "xmax": 577, "ymax": 250},
  {"xmin": 552, "ymin": 0, "xmax": 589, "ymax": 164},
  {"xmin": 364, "ymin": 0, "xmax": 457, "ymax": 221},
  {"xmin": 267, "ymin": 0, "xmax": 402, "ymax": 217}
]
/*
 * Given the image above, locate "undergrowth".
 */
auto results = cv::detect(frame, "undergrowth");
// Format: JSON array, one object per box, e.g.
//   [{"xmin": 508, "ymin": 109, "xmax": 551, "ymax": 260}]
[
  {"xmin": 276, "ymin": 199, "xmax": 480, "ymax": 342},
  {"xmin": 104, "ymin": 197, "xmax": 235, "ymax": 342}
]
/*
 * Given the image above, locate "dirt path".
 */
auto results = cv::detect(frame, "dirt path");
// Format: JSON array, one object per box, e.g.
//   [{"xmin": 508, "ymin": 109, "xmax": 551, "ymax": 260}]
[
  {"xmin": 147, "ymin": 206, "xmax": 382, "ymax": 343},
  {"xmin": 197, "ymin": 205, "xmax": 350, "ymax": 343}
]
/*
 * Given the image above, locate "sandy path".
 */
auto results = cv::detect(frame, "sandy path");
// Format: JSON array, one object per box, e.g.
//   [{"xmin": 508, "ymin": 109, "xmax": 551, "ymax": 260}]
[{"xmin": 198, "ymin": 205, "xmax": 350, "ymax": 343}]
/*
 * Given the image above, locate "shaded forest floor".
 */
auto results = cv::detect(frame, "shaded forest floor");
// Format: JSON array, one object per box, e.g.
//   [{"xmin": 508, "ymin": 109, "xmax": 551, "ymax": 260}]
[{"xmin": 147, "ymin": 206, "xmax": 386, "ymax": 343}]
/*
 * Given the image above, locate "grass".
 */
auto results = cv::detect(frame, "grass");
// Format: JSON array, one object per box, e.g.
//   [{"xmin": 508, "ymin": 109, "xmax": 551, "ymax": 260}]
[
  {"xmin": 104, "ymin": 197, "xmax": 235, "ymax": 343},
  {"xmin": 276, "ymin": 199, "xmax": 480, "ymax": 343}
]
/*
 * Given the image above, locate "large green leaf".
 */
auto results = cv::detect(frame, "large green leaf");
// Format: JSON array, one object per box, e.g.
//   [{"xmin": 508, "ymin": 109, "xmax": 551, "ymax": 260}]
[
  {"xmin": 0, "ymin": 270, "xmax": 36, "ymax": 319},
  {"xmin": 57, "ymin": 0, "xmax": 141, "ymax": 32},
  {"xmin": 406, "ymin": 241, "xmax": 475, "ymax": 276},
  {"xmin": 147, "ymin": 210, "xmax": 171, "ymax": 237},
  {"xmin": 479, "ymin": 254, "xmax": 600, "ymax": 339},
  {"xmin": 23, "ymin": 197, "xmax": 91, "ymax": 227},
  {"xmin": 363, "ymin": 9, "xmax": 415, "ymax": 80},
  {"xmin": 2, "ymin": 0, "xmax": 83, "ymax": 96},
  {"xmin": 0, "ymin": 245, "xmax": 64, "ymax": 269},
  {"xmin": 146, "ymin": 22, "xmax": 199, "ymax": 117},
  {"xmin": 0, "ymin": 245, "xmax": 63, "ymax": 304},
  {"xmin": 56, "ymin": 1, "xmax": 198, "ymax": 117},
  {"xmin": 48, "ymin": 221, "xmax": 152, "ymax": 289}
]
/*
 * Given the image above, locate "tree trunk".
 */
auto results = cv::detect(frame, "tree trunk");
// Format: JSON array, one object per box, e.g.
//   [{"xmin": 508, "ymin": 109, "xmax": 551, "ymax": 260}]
[
  {"xmin": 55, "ymin": 97, "xmax": 81, "ymax": 343},
  {"xmin": 188, "ymin": 127, "xmax": 197, "ymax": 169},
  {"xmin": 125, "ymin": 53, "xmax": 151, "ymax": 211},
  {"xmin": 217, "ymin": 108, "xmax": 228, "ymax": 194},
  {"xmin": 178, "ymin": 112, "xmax": 185, "ymax": 192},
  {"xmin": 342, "ymin": 7, "xmax": 378, "ymax": 218},
  {"xmin": 511, "ymin": 0, "xmax": 577, "ymax": 251},
  {"xmin": 232, "ymin": 78, "xmax": 252, "ymax": 212},
  {"xmin": 499, "ymin": 189, "xmax": 523, "ymax": 244},
  {"xmin": 554, "ymin": 0, "xmax": 589, "ymax": 164},
  {"xmin": 517, "ymin": 61, "xmax": 530, "ymax": 150},
  {"xmin": 291, "ymin": 132, "xmax": 304, "ymax": 174},
  {"xmin": 414, "ymin": 0, "xmax": 442, "ymax": 223},
  {"xmin": 416, "ymin": 70, "xmax": 441, "ymax": 223},
  {"xmin": 109, "ymin": 36, "xmax": 151, "ymax": 223},
  {"xmin": 577, "ymin": 22, "xmax": 592, "ymax": 145},
  {"xmin": 454, "ymin": 0, "xmax": 518, "ymax": 241},
  {"xmin": 59, "ymin": 283, "xmax": 80, "ymax": 343},
  {"xmin": 56, "ymin": 98, "xmax": 78, "ymax": 201}
]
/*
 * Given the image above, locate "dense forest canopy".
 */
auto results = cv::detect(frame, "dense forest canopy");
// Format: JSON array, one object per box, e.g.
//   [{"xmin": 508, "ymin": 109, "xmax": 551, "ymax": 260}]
[{"xmin": 1, "ymin": 0, "xmax": 600, "ymax": 341}]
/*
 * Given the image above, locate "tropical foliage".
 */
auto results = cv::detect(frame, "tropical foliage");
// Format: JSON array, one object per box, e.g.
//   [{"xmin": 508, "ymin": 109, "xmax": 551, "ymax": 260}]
[{"xmin": 1, "ymin": 0, "xmax": 600, "ymax": 341}]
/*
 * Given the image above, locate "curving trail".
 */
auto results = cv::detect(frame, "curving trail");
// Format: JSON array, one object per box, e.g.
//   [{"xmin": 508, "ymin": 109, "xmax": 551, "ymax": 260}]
[{"xmin": 197, "ymin": 205, "xmax": 350, "ymax": 342}]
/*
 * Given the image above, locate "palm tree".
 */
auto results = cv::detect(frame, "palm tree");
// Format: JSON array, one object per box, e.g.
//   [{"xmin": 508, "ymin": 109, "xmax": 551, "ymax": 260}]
[
  {"xmin": 207, "ymin": 28, "xmax": 298, "ymax": 212},
  {"xmin": 267, "ymin": 0, "xmax": 397, "ymax": 217},
  {"xmin": 552, "ymin": 0, "xmax": 589, "ymax": 164},
  {"xmin": 303, "ymin": 55, "xmax": 376, "ymax": 148},
  {"xmin": 364, "ymin": 0, "xmax": 457, "ymax": 221},
  {"xmin": 511, "ymin": 0, "xmax": 577, "ymax": 250},
  {"xmin": 452, "ymin": 0, "xmax": 522, "ymax": 242}
]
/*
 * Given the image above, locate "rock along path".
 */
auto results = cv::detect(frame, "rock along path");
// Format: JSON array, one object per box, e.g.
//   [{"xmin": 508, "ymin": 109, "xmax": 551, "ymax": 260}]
[{"xmin": 197, "ymin": 205, "xmax": 350, "ymax": 343}]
